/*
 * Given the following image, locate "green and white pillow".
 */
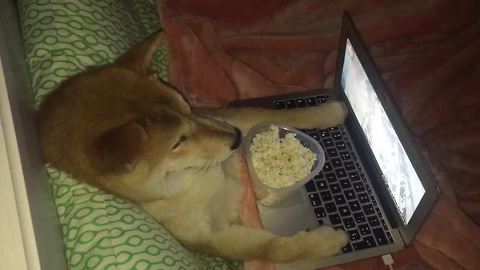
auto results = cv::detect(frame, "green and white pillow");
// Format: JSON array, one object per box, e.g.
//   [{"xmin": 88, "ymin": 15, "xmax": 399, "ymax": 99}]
[
  {"xmin": 48, "ymin": 167, "xmax": 240, "ymax": 270},
  {"xmin": 18, "ymin": 1, "xmax": 240, "ymax": 269}
]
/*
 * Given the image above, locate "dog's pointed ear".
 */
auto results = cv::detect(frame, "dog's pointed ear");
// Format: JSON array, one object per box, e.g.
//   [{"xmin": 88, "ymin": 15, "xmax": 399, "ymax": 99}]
[
  {"xmin": 96, "ymin": 119, "xmax": 149, "ymax": 174},
  {"xmin": 114, "ymin": 31, "xmax": 165, "ymax": 75}
]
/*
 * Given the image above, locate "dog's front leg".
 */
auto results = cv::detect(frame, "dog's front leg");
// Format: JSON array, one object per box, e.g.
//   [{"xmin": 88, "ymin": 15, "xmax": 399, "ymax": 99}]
[
  {"xmin": 194, "ymin": 101, "xmax": 348, "ymax": 135},
  {"xmin": 205, "ymin": 225, "xmax": 348, "ymax": 262}
]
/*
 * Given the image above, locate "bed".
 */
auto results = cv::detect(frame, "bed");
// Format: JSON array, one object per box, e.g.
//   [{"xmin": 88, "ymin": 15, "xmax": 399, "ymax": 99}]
[{"xmin": 0, "ymin": 0, "xmax": 479, "ymax": 269}]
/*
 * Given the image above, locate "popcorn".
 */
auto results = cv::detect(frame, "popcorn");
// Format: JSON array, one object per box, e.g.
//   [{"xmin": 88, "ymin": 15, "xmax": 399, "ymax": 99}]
[{"xmin": 250, "ymin": 125, "xmax": 317, "ymax": 188}]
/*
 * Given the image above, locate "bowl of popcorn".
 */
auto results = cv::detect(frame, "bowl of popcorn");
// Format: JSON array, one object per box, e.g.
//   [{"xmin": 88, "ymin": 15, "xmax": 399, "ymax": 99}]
[{"xmin": 245, "ymin": 123, "xmax": 325, "ymax": 206}]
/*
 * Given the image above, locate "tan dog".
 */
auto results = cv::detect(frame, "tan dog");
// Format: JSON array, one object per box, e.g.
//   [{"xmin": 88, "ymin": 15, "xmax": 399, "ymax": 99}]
[{"xmin": 39, "ymin": 31, "xmax": 348, "ymax": 263}]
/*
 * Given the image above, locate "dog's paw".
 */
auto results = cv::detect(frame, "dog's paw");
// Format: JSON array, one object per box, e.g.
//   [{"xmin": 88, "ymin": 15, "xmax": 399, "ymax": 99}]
[
  {"xmin": 320, "ymin": 101, "xmax": 348, "ymax": 128},
  {"xmin": 267, "ymin": 226, "xmax": 349, "ymax": 262},
  {"xmin": 294, "ymin": 101, "xmax": 349, "ymax": 130},
  {"xmin": 304, "ymin": 226, "xmax": 349, "ymax": 258}
]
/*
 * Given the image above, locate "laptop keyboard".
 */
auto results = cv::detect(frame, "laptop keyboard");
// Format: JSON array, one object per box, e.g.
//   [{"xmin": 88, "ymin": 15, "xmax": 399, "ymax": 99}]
[{"xmin": 272, "ymin": 94, "xmax": 394, "ymax": 254}]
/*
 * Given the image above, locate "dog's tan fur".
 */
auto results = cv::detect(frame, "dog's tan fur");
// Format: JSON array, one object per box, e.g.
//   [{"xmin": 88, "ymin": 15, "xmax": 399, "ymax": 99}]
[{"xmin": 39, "ymin": 32, "xmax": 348, "ymax": 263}]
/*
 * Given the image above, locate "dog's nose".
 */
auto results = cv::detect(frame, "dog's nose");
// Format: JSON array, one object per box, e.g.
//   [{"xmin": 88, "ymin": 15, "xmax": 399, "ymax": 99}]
[{"xmin": 230, "ymin": 127, "xmax": 242, "ymax": 150}]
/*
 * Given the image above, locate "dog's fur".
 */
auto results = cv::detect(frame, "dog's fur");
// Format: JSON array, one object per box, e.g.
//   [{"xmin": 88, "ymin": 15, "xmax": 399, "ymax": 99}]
[{"xmin": 39, "ymin": 32, "xmax": 349, "ymax": 262}]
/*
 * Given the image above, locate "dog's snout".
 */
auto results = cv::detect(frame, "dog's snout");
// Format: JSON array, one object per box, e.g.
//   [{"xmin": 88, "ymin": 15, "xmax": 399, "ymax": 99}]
[{"xmin": 230, "ymin": 127, "xmax": 242, "ymax": 150}]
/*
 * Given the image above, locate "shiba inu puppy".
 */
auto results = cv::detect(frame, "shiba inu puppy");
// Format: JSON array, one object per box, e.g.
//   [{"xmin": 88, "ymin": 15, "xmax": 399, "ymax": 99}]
[{"xmin": 39, "ymin": 31, "xmax": 348, "ymax": 263}]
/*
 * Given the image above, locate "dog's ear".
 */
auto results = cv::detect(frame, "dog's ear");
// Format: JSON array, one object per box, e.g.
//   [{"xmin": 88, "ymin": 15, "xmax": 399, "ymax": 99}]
[
  {"xmin": 96, "ymin": 119, "xmax": 149, "ymax": 174},
  {"xmin": 114, "ymin": 31, "xmax": 165, "ymax": 75}
]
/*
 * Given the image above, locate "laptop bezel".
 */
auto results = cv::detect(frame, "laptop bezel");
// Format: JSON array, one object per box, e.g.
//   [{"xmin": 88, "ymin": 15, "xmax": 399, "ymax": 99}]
[{"xmin": 333, "ymin": 13, "xmax": 439, "ymax": 245}]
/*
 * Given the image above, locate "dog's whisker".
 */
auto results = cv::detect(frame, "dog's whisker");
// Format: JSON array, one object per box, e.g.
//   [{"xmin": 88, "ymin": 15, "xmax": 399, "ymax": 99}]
[{"xmin": 204, "ymin": 160, "xmax": 213, "ymax": 174}]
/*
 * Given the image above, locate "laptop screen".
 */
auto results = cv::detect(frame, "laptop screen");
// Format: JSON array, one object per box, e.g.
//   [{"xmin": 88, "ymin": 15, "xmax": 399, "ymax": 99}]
[{"xmin": 340, "ymin": 39, "xmax": 425, "ymax": 224}]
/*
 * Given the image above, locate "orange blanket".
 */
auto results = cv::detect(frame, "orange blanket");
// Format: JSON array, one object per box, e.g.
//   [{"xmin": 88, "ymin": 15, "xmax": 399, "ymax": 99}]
[{"xmin": 157, "ymin": 0, "xmax": 480, "ymax": 269}]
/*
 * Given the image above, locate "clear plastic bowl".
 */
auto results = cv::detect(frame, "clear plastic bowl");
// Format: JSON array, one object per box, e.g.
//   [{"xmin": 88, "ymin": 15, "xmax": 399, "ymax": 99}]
[{"xmin": 244, "ymin": 123, "xmax": 325, "ymax": 206}]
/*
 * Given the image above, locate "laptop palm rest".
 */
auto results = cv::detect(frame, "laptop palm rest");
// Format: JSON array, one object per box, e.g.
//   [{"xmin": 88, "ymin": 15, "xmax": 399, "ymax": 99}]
[{"xmin": 257, "ymin": 189, "xmax": 318, "ymax": 236}]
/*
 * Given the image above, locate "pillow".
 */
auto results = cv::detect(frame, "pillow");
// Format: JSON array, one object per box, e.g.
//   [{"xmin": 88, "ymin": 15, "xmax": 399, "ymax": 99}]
[
  {"xmin": 18, "ymin": 1, "xmax": 240, "ymax": 269},
  {"xmin": 48, "ymin": 167, "xmax": 240, "ymax": 270},
  {"xmin": 18, "ymin": 0, "xmax": 168, "ymax": 104}
]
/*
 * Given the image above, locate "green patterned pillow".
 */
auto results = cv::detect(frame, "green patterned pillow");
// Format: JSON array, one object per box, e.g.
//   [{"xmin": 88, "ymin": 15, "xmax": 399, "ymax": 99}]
[
  {"xmin": 17, "ymin": 1, "xmax": 240, "ymax": 269},
  {"xmin": 48, "ymin": 167, "xmax": 240, "ymax": 270}
]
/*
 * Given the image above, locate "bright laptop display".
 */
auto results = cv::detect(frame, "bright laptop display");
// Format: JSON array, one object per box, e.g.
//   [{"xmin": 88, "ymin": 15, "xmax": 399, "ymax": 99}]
[{"xmin": 340, "ymin": 39, "xmax": 425, "ymax": 224}]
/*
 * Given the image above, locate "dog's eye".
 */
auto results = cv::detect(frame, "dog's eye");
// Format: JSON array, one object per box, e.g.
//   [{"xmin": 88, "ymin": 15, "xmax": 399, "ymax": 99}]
[{"xmin": 172, "ymin": 135, "xmax": 187, "ymax": 150}]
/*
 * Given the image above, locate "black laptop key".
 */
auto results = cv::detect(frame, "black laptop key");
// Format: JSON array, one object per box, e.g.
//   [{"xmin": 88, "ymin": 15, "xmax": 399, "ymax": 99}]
[
  {"xmin": 314, "ymin": 207, "xmax": 327, "ymax": 218},
  {"xmin": 375, "ymin": 207, "xmax": 383, "ymax": 218},
  {"xmin": 296, "ymin": 99, "xmax": 306, "ymax": 107},
  {"xmin": 345, "ymin": 161, "xmax": 356, "ymax": 171},
  {"xmin": 363, "ymin": 236, "xmax": 377, "ymax": 248},
  {"xmin": 386, "ymin": 232, "xmax": 394, "ymax": 243},
  {"xmin": 325, "ymin": 172, "xmax": 337, "ymax": 183},
  {"xmin": 338, "ymin": 206, "xmax": 351, "ymax": 217},
  {"xmin": 335, "ymin": 168, "xmax": 346, "ymax": 178},
  {"xmin": 319, "ymin": 130, "xmax": 329, "ymax": 138},
  {"xmin": 358, "ymin": 192, "xmax": 370, "ymax": 203},
  {"xmin": 326, "ymin": 148, "xmax": 338, "ymax": 158},
  {"xmin": 323, "ymin": 138, "xmax": 334, "ymax": 147},
  {"xmin": 343, "ymin": 217, "xmax": 355, "ymax": 229},
  {"xmin": 340, "ymin": 151, "xmax": 352, "ymax": 161},
  {"xmin": 353, "ymin": 182, "xmax": 366, "ymax": 193},
  {"xmin": 340, "ymin": 179, "xmax": 351, "ymax": 189},
  {"xmin": 329, "ymin": 214, "xmax": 342, "ymax": 225},
  {"xmin": 356, "ymin": 162, "xmax": 362, "ymax": 170},
  {"xmin": 342, "ymin": 243, "xmax": 353, "ymax": 253},
  {"xmin": 332, "ymin": 132, "xmax": 342, "ymax": 140},
  {"xmin": 367, "ymin": 216, "xmax": 380, "ymax": 227},
  {"xmin": 330, "ymin": 183, "xmax": 341, "ymax": 194},
  {"xmin": 373, "ymin": 228, "xmax": 389, "ymax": 246},
  {"xmin": 349, "ymin": 172, "xmax": 360, "ymax": 181},
  {"xmin": 366, "ymin": 185, "xmax": 373, "ymax": 194},
  {"xmin": 306, "ymin": 97, "xmax": 317, "ymax": 106},
  {"xmin": 310, "ymin": 133, "xmax": 320, "ymax": 141},
  {"xmin": 323, "ymin": 162, "xmax": 333, "ymax": 172},
  {"xmin": 336, "ymin": 142, "xmax": 347, "ymax": 150},
  {"xmin": 309, "ymin": 193, "xmax": 322, "ymax": 206},
  {"xmin": 358, "ymin": 224, "xmax": 371, "ymax": 236},
  {"xmin": 320, "ymin": 191, "xmax": 332, "ymax": 201},
  {"xmin": 348, "ymin": 201, "xmax": 361, "ymax": 212},
  {"xmin": 314, "ymin": 172, "xmax": 324, "ymax": 180},
  {"xmin": 325, "ymin": 202, "xmax": 337, "ymax": 213},
  {"xmin": 305, "ymin": 180, "xmax": 316, "ymax": 193},
  {"xmin": 334, "ymin": 194, "xmax": 346, "ymax": 205},
  {"xmin": 344, "ymin": 189, "xmax": 356, "ymax": 200},
  {"xmin": 381, "ymin": 219, "xmax": 389, "ymax": 230},
  {"xmin": 316, "ymin": 96, "xmax": 327, "ymax": 103},
  {"xmin": 363, "ymin": 204, "xmax": 375, "ymax": 215},
  {"xmin": 331, "ymin": 158, "xmax": 342, "ymax": 168},
  {"xmin": 315, "ymin": 180, "xmax": 328, "ymax": 191},
  {"xmin": 371, "ymin": 196, "xmax": 377, "ymax": 206},
  {"xmin": 353, "ymin": 241, "xmax": 370, "ymax": 251},
  {"xmin": 285, "ymin": 100, "xmax": 296, "ymax": 108},
  {"xmin": 274, "ymin": 101, "xmax": 285, "ymax": 109},
  {"xmin": 348, "ymin": 229, "xmax": 361, "ymax": 241},
  {"xmin": 354, "ymin": 212, "xmax": 366, "ymax": 223}
]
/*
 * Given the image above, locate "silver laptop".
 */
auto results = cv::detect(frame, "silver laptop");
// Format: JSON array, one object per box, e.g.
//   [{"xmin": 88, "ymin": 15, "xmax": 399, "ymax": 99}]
[{"xmin": 230, "ymin": 13, "xmax": 439, "ymax": 269}]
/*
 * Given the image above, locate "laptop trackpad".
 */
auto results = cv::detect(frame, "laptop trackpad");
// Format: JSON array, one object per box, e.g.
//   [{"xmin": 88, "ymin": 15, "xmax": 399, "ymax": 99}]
[{"xmin": 257, "ymin": 189, "xmax": 318, "ymax": 236}]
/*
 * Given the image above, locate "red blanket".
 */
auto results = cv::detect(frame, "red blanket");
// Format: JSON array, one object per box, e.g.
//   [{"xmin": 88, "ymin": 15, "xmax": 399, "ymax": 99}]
[{"xmin": 157, "ymin": 0, "xmax": 480, "ymax": 269}]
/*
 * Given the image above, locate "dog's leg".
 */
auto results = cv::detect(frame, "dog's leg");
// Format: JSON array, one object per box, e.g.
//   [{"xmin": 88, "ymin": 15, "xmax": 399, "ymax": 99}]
[
  {"xmin": 194, "ymin": 101, "xmax": 348, "ymax": 135},
  {"xmin": 205, "ymin": 225, "xmax": 348, "ymax": 262}
]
